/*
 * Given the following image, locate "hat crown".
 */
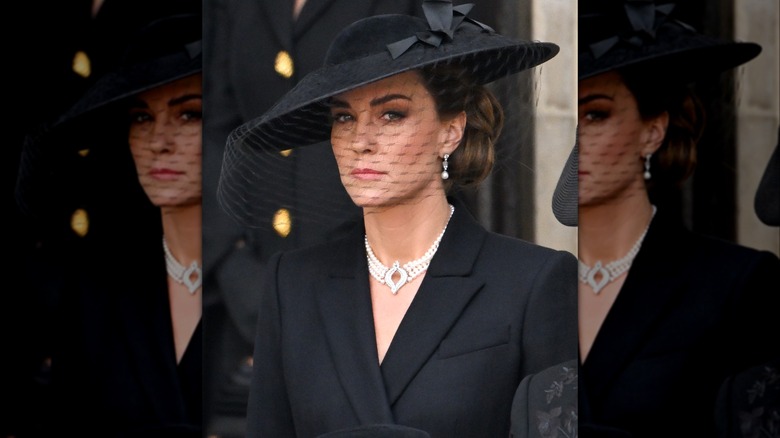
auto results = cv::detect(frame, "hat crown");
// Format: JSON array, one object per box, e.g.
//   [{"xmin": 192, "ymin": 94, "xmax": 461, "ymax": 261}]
[
  {"xmin": 579, "ymin": 1, "xmax": 693, "ymax": 56},
  {"xmin": 325, "ymin": 15, "xmax": 425, "ymax": 66},
  {"xmin": 122, "ymin": 13, "xmax": 202, "ymax": 67},
  {"xmin": 325, "ymin": 1, "xmax": 494, "ymax": 67}
]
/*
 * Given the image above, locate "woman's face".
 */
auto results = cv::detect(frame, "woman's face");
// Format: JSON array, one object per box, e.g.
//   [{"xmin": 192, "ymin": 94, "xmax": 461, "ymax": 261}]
[
  {"xmin": 329, "ymin": 70, "xmax": 460, "ymax": 209},
  {"xmin": 128, "ymin": 74, "xmax": 202, "ymax": 208},
  {"xmin": 577, "ymin": 71, "xmax": 665, "ymax": 207}
]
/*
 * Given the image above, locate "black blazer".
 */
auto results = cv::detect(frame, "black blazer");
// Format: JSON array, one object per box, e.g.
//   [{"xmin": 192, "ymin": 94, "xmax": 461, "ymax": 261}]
[
  {"xmin": 247, "ymin": 201, "xmax": 578, "ymax": 437},
  {"xmin": 580, "ymin": 208, "xmax": 780, "ymax": 438},
  {"xmin": 50, "ymin": 238, "xmax": 202, "ymax": 437}
]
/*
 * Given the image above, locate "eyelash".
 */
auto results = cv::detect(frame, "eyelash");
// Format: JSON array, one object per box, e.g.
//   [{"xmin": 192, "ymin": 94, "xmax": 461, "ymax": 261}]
[
  {"xmin": 129, "ymin": 111, "xmax": 152, "ymax": 124},
  {"xmin": 330, "ymin": 110, "xmax": 406, "ymax": 124},
  {"xmin": 128, "ymin": 109, "xmax": 202, "ymax": 124},
  {"xmin": 180, "ymin": 110, "xmax": 202, "ymax": 122},
  {"xmin": 583, "ymin": 110, "xmax": 609, "ymax": 122}
]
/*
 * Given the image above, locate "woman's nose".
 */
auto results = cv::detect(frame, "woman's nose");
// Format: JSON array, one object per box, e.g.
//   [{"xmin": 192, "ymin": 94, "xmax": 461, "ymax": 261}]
[
  {"xmin": 147, "ymin": 118, "xmax": 177, "ymax": 152},
  {"xmin": 349, "ymin": 119, "xmax": 379, "ymax": 153}
]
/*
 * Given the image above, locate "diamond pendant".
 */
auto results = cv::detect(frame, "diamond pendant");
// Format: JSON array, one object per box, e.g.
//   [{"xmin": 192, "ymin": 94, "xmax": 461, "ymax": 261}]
[
  {"xmin": 384, "ymin": 261, "xmax": 409, "ymax": 295},
  {"xmin": 181, "ymin": 261, "xmax": 202, "ymax": 295},
  {"xmin": 585, "ymin": 261, "xmax": 610, "ymax": 294}
]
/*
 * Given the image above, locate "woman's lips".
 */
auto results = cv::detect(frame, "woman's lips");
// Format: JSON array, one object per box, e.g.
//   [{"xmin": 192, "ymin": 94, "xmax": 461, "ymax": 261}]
[
  {"xmin": 149, "ymin": 168, "xmax": 184, "ymax": 180},
  {"xmin": 351, "ymin": 168, "xmax": 385, "ymax": 180}
]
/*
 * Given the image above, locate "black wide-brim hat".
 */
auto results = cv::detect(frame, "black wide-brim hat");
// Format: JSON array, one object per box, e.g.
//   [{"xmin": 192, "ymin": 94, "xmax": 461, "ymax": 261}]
[
  {"xmin": 16, "ymin": 12, "xmax": 202, "ymax": 220},
  {"xmin": 218, "ymin": 0, "xmax": 558, "ymax": 225},
  {"xmin": 579, "ymin": 0, "xmax": 761, "ymax": 82},
  {"xmin": 53, "ymin": 12, "xmax": 202, "ymax": 129}
]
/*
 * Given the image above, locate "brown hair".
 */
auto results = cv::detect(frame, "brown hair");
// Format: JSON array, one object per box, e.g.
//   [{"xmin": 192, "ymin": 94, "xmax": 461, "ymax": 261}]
[
  {"xmin": 419, "ymin": 64, "xmax": 504, "ymax": 190},
  {"xmin": 620, "ymin": 68, "xmax": 706, "ymax": 186}
]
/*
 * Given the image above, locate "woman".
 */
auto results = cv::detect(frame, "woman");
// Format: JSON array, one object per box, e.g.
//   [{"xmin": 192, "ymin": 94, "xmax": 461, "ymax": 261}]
[
  {"xmin": 575, "ymin": 2, "xmax": 780, "ymax": 436},
  {"xmin": 217, "ymin": 1, "xmax": 578, "ymax": 436},
  {"xmin": 16, "ymin": 12, "xmax": 202, "ymax": 436}
]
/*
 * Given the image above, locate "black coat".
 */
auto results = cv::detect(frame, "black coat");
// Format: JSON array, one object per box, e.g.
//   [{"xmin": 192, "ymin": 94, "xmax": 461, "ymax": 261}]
[
  {"xmin": 247, "ymin": 200, "xmax": 578, "ymax": 437},
  {"xmin": 202, "ymin": 0, "xmax": 422, "ymax": 432},
  {"xmin": 49, "ymin": 238, "xmax": 202, "ymax": 437},
  {"xmin": 579, "ymin": 208, "xmax": 780, "ymax": 438}
]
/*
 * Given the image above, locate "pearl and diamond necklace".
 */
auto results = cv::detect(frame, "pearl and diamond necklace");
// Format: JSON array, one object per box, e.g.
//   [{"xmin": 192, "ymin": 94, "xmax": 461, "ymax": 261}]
[
  {"xmin": 578, "ymin": 205, "xmax": 656, "ymax": 294},
  {"xmin": 163, "ymin": 237, "xmax": 202, "ymax": 295},
  {"xmin": 366, "ymin": 204, "xmax": 455, "ymax": 294}
]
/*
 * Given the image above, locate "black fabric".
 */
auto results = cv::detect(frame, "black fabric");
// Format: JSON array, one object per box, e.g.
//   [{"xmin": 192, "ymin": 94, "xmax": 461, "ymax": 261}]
[
  {"xmin": 714, "ymin": 358, "xmax": 780, "ymax": 438},
  {"xmin": 48, "ymin": 235, "xmax": 202, "ymax": 436},
  {"xmin": 579, "ymin": 208, "xmax": 780, "ymax": 437},
  {"xmin": 317, "ymin": 424, "xmax": 432, "ymax": 438},
  {"xmin": 510, "ymin": 359, "xmax": 579, "ymax": 438},
  {"xmin": 246, "ymin": 199, "xmax": 578, "ymax": 437}
]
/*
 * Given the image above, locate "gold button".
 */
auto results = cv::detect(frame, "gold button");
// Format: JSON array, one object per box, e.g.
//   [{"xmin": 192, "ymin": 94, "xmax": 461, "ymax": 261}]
[
  {"xmin": 272, "ymin": 208, "xmax": 291, "ymax": 238},
  {"xmin": 77, "ymin": 148, "xmax": 90, "ymax": 157},
  {"xmin": 274, "ymin": 50, "xmax": 294, "ymax": 78},
  {"xmin": 72, "ymin": 50, "xmax": 91, "ymax": 78},
  {"xmin": 70, "ymin": 208, "xmax": 89, "ymax": 237},
  {"xmin": 279, "ymin": 149, "xmax": 292, "ymax": 157}
]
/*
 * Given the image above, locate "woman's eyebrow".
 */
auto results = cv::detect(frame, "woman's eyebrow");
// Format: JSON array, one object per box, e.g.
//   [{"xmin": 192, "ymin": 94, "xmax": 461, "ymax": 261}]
[
  {"xmin": 370, "ymin": 93, "xmax": 411, "ymax": 107},
  {"xmin": 578, "ymin": 93, "xmax": 614, "ymax": 106},
  {"xmin": 169, "ymin": 94, "xmax": 202, "ymax": 106}
]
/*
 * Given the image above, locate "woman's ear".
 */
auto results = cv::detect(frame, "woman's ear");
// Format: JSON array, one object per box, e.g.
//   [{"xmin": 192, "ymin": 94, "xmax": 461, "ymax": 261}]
[
  {"xmin": 642, "ymin": 111, "xmax": 669, "ymax": 155},
  {"xmin": 440, "ymin": 111, "xmax": 467, "ymax": 156}
]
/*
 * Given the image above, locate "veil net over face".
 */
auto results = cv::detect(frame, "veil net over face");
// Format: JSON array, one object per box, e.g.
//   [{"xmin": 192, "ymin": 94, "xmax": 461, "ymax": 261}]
[
  {"xmin": 128, "ymin": 74, "xmax": 203, "ymax": 211},
  {"xmin": 578, "ymin": 71, "xmax": 654, "ymax": 209},
  {"xmin": 216, "ymin": 6, "xmax": 557, "ymax": 230}
]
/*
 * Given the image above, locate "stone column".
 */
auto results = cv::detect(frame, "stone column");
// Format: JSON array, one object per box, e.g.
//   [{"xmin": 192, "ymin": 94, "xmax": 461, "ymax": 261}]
[{"xmin": 735, "ymin": 0, "xmax": 780, "ymax": 255}]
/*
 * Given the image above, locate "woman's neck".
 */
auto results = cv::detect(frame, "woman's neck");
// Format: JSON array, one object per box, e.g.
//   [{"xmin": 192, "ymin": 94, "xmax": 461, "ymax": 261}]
[
  {"xmin": 363, "ymin": 196, "xmax": 453, "ymax": 264},
  {"xmin": 579, "ymin": 194, "xmax": 655, "ymax": 265},
  {"xmin": 160, "ymin": 203, "xmax": 202, "ymax": 264}
]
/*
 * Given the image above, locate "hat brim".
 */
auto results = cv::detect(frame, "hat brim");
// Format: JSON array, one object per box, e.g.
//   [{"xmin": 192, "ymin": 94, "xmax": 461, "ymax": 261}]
[
  {"xmin": 54, "ymin": 49, "xmax": 202, "ymax": 128},
  {"xmin": 228, "ymin": 30, "xmax": 557, "ymax": 153},
  {"xmin": 579, "ymin": 16, "xmax": 761, "ymax": 81},
  {"xmin": 580, "ymin": 39, "xmax": 761, "ymax": 81},
  {"xmin": 552, "ymin": 132, "xmax": 578, "ymax": 227}
]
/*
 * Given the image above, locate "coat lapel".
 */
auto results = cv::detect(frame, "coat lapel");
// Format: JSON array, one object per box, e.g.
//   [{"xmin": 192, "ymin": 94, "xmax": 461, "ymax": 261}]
[
  {"xmin": 117, "ymin": 254, "xmax": 186, "ymax": 422},
  {"xmin": 316, "ymin": 225, "xmax": 395, "ymax": 424},
  {"xmin": 583, "ymin": 211, "xmax": 691, "ymax": 399},
  {"xmin": 380, "ymin": 201, "xmax": 488, "ymax": 405},
  {"xmin": 293, "ymin": 0, "xmax": 336, "ymax": 38}
]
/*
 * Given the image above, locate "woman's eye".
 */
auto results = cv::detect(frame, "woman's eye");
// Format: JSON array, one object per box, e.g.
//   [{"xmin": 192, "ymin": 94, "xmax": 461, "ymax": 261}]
[
  {"xmin": 129, "ymin": 111, "xmax": 152, "ymax": 124},
  {"xmin": 382, "ymin": 111, "xmax": 405, "ymax": 121},
  {"xmin": 583, "ymin": 110, "xmax": 609, "ymax": 122},
  {"xmin": 332, "ymin": 113, "xmax": 354, "ymax": 123},
  {"xmin": 180, "ymin": 110, "xmax": 202, "ymax": 122}
]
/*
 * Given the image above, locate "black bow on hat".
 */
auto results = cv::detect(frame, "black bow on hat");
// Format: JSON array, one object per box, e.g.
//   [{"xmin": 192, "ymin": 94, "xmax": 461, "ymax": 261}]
[{"xmin": 386, "ymin": 1, "xmax": 494, "ymax": 59}]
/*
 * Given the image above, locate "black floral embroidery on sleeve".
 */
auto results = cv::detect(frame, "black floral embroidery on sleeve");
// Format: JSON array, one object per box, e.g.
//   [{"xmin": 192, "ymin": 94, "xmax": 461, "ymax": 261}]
[
  {"xmin": 535, "ymin": 366, "xmax": 578, "ymax": 438},
  {"xmin": 738, "ymin": 365, "xmax": 779, "ymax": 438}
]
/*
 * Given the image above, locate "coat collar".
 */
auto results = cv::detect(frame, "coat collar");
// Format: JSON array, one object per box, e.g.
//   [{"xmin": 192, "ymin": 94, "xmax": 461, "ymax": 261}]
[
  {"xmin": 316, "ymin": 198, "xmax": 488, "ymax": 416},
  {"xmin": 582, "ymin": 208, "xmax": 693, "ymax": 399}
]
